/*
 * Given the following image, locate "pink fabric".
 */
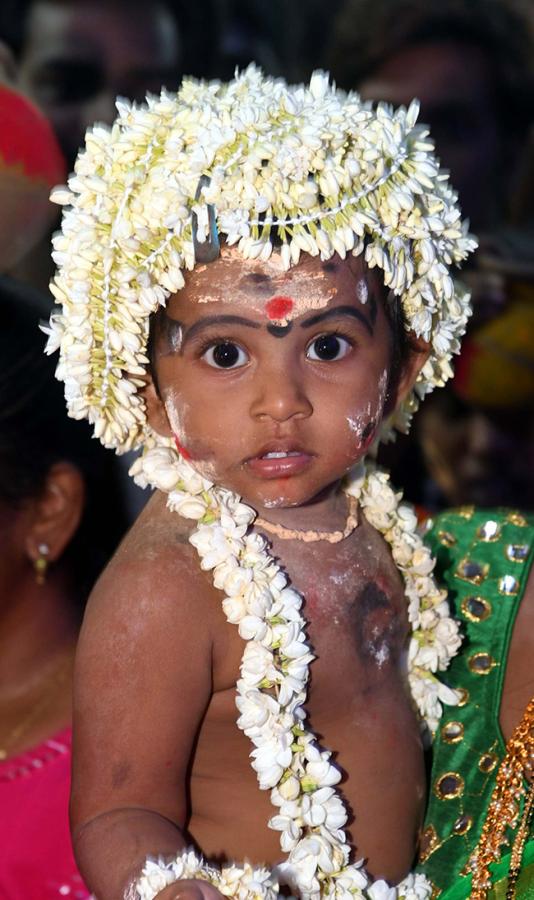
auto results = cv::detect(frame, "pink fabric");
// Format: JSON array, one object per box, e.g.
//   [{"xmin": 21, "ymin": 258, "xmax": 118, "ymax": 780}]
[{"xmin": 0, "ymin": 727, "xmax": 89, "ymax": 899}]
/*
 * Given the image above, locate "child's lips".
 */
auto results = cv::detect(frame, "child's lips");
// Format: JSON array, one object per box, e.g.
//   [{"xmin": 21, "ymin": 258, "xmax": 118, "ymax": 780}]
[{"xmin": 245, "ymin": 443, "xmax": 314, "ymax": 478}]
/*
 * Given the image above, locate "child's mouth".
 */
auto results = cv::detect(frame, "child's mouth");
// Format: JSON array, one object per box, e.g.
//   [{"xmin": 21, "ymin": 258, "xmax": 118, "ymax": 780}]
[{"xmin": 245, "ymin": 445, "xmax": 313, "ymax": 478}]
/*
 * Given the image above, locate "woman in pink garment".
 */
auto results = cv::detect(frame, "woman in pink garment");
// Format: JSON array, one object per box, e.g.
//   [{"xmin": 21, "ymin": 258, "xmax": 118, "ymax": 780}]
[{"xmin": 0, "ymin": 277, "xmax": 127, "ymax": 898}]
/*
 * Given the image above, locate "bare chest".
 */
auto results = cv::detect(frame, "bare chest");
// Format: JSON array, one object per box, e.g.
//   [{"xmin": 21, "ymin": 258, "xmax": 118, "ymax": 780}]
[
  {"xmin": 212, "ymin": 521, "xmax": 411, "ymax": 717},
  {"xmin": 190, "ymin": 529, "xmax": 424, "ymax": 876},
  {"xmin": 290, "ymin": 527, "xmax": 409, "ymax": 687}
]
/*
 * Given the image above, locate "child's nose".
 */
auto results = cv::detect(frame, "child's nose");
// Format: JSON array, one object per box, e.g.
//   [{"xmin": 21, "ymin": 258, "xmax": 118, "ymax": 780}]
[{"xmin": 250, "ymin": 368, "xmax": 313, "ymax": 423}]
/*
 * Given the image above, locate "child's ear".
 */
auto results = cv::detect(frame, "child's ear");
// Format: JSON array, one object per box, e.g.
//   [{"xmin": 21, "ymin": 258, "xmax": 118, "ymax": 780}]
[
  {"xmin": 386, "ymin": 334, "xmax": 431, "ymax": 413},
  {"xmin": 142, "ymin": 374, "xmax": 173, "ymax": 438}
]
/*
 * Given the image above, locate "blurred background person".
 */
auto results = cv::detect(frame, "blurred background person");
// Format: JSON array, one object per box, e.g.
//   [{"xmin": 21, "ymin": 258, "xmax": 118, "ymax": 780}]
[
  {"xmin": 214, "ymin": 0, "xmax": 281, "ymax": 79},
  {"xmin": 0, "ymin": 72, "xmax": 65, "ymax": 276},
  {"xmin": 0, "ymin": 277, "xmax": 127, "ymax": 899},
  {"xmin": 0, "ymin": 0, "xmax": 217, "ymax": 293},
  {"xmin": 327, "ymin": 0, "xmax": 534, "ymax": 511},
  {"xmin": 326, "ymin": 0, "xmax": 533, "ymax": 233},
  {"xmin": 417, "ymin": 276, "xmax": 534, "ymax": 510},
  {"xmin": 0, "ymin": 0, "xmax": 217, "ymax": 517},
  {"xmin": 0, "ymin": 0, "xmax": 199, "ymax": 169}
]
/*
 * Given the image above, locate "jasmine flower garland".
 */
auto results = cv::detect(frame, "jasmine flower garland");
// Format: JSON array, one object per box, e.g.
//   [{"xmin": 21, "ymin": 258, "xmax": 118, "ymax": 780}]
[{"xmin": 128, "ymin": 445, "xmax": 460, "ymax": 899}]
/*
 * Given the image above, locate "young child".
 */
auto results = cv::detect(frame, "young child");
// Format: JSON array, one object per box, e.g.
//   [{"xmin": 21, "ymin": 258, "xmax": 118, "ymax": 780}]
[{"xmin": 46, "ymin": 68, "xmax": 476, "ymax": 899}]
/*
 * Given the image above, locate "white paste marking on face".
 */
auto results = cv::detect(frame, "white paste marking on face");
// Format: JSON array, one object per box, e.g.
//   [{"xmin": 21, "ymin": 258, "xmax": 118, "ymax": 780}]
[
  {"xmin": 346, "ymin": 399, "xmax": 375, "ymax": 446},
  {"xmin": 346, "ymin": 370, "xmax": 390, "ymax": 451},
  {"xmin": 356, "ymin": 279, "xmax": 368, "ymax": 305},
  {"xmin": 377, "ymin": 369, "xmax": 388, "ymax": 410},
  {"xmin": 188, "ymin": 246, "xmax": 339, "ymax": 323},
  {"xmin": 346, "ymin": 412, "xmax": 365, "ymax": 438},
  {"xmin": 190, "ymin": 458, "xmax": 219, "ymax": 481},
  {"xmin": 164, "ymin": 389, "xmax": 188, "ymax": 444},
  {"xmin": 169, "ymin": 322, "xmax": 183, "ymax": 354},
  {"xmin": 164, "ymin": 389, "xmax": 237, "ymax": 482},
  {"xmin": 260, "ymin": 493, "xmax": 304, "ymax": 509}
]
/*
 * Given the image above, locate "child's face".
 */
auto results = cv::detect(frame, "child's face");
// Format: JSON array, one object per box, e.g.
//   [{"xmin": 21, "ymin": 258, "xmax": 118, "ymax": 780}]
[{"xmin": 149, "ymin": 250, "xmax": 404, "ymax": 510}]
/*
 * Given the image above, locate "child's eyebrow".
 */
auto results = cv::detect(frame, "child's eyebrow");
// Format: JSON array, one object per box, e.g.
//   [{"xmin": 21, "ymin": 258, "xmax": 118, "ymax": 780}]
[
  {"xmin": 301, "ymin": 305, "xmax": 374, "ymax": 336},
  {"xmin": 178, "ymin": 314, "xmax": 262, "ymax": 347}
]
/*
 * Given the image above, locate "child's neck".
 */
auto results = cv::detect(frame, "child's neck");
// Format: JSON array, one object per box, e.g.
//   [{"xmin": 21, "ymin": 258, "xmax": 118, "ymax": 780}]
[{"xmin": 253, "ymin": 481, "xmax": 350, "ymax": 536}]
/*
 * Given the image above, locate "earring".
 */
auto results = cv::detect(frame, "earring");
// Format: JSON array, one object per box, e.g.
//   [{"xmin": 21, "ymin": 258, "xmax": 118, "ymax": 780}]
[{"xmin": 34, "ymin": 543, "xmax": 49, "ymax": 585}]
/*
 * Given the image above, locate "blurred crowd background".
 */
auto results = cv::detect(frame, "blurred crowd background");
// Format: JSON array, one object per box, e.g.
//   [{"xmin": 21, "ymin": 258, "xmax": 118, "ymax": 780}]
[
  {"xmin": 0, "ymin": 1, "xmax": 533, "ymax": 896},
  {"xmin": 1, "ymin": 0, "xmax": 533, "ymax": 519}
]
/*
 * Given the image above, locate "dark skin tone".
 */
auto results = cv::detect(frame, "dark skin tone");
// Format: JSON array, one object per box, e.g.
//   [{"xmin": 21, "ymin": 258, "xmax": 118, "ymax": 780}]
[
  {"xmin": 70, "ymin": 251, "xmax": 437, "ymax": 899},
  {"xmin": 0, "ymin": 463, "xmax": 85, "ymax": 759}
]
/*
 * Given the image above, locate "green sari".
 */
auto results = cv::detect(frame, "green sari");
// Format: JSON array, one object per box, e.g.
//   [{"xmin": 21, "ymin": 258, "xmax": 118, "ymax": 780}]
[{"xmin": 416, "ymin": 508, "xmax": 534, "ymax": 898}]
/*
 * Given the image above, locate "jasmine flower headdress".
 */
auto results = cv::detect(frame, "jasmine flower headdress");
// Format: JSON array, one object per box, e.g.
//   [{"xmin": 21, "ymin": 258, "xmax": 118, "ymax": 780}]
[{"xmin": 45, "ymin": 66, "xmax": 476, "ymax": 453}]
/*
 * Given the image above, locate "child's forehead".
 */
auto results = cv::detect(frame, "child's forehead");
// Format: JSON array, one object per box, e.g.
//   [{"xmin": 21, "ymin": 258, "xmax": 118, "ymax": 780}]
[{"xmin": 168, "ymin": 249, "xmax": 375, "ymax": 325}]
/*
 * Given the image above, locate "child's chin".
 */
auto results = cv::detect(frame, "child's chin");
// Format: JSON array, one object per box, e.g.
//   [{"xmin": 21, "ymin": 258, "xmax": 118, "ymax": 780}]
[
  {"xmin": 257, "ymin": 495, "xmax": 303, "ymax": 510},
  {"xmin": 232, "ymin": 482, "xmax": 305, "ymax": 512},
  {"xmin": 245, "ymin": 482, "xmax": 334, "ymax": 512}
]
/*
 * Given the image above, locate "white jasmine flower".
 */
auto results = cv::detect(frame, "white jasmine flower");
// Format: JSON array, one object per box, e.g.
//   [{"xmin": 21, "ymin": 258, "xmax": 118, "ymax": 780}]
[
  {"xmin": 219, "ymin": 207, "xmax": 251, "ymax": 239},
  {"xmin": 305, "ymin": 757, "xmax": 342, "ymax": 788},
  {"xmin": 368, "ymin": 881, "xmax": 397, "ymax": 900},
  {"xmin": 309, "ymin": 70, "xmax": 330, "ymax": 100},
  {"xmin": 241, "ymin": 642, "xmax": 276, "ymax": 686},
  {"xmin": 277, "ymin": 774, "xmax": 301, "ymax": 801},
  {"xmin": 398, "ymin": 872, "xmax": 433, "ymax": 899},
  {"xmin": 167, "ymin": 494, "xmax": 207, "ymax": 519}
]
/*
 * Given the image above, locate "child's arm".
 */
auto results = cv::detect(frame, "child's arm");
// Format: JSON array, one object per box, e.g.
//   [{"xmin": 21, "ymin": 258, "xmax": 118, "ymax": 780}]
[{"xmin": 70, "ymin": 511, "xmax": 224, "ymax": 900}]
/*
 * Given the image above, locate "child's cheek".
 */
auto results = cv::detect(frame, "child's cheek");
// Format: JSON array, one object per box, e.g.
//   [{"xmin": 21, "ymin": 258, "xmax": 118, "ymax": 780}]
[
  {"xmin": 164, "ymin": 391, "xmax": 233, "ymax": 482},
  {"xmin": 346, "ymin": 410, "xmax": 377, "ymax": 452},
  {"xmin": 345, "ymin": 370, "xmax": 389, "ymax": 454},
  {"xmin": 163, "ymin": 391, "xmax": 211, "ymax": 464},
  {"xmin": 173, "ymin": 429, "xmax": 221, "ymax": 482}
]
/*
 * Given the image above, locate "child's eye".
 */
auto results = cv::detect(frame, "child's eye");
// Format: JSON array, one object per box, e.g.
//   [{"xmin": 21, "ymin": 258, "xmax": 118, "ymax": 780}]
[
  {"xmin": 306, "ymin": 334, "xmax": 352, "ymax": 362},
  {"xmin": 202, "ymin": 341, "xmax": 249, "ymax": 369}
]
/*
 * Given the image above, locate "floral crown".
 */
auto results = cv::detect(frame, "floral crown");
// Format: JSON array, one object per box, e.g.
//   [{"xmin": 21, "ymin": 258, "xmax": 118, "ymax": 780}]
[{"xmin": 45, "ymin": 66, "xmax": 476, "ymax": 452}]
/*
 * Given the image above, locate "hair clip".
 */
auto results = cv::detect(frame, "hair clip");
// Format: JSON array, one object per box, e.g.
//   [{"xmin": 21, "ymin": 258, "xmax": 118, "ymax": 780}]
[{"xmin": 192, "ymin": 175, "xmax": 220, "ymax": 263}]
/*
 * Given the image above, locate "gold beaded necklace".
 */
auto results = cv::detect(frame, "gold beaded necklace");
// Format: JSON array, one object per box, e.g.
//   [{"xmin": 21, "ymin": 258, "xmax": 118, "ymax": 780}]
[
  {"xmin": 468, "ymin": 696, "xmax": 534, "ymax": 899},
  {"xmin": 255, "ymin": 494, "xmax": 359, "ymax": 543}
]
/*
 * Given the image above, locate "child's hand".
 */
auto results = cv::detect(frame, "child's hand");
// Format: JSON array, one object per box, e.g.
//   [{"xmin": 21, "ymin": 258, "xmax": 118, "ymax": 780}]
[{"xmin": 156, "ymin": 879, "xmax": 225, "ymax": 899}]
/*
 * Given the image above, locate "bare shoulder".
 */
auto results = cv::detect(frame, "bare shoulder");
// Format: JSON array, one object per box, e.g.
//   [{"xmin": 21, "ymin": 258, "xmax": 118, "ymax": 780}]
[
  {"xmin": 500, "ymin": 562, "xmax": 534, "ymax": 741},
  {"xmin": 85, "ymin": 489, "xmax": 217, "ymax": 633},
  {"xmin": 115, "ymin": 487, "xmax": 198, "ymax": 566}
]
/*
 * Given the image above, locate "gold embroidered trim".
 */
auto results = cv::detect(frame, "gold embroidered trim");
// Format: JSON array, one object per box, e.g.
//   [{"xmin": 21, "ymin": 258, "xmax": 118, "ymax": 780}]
[{"xmin": 467, "ymin": 697, "xmax": 534, "ymax": 899}]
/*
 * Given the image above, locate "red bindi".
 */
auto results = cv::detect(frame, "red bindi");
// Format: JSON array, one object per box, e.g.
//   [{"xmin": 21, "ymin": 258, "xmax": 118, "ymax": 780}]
[{"xmin": 265, "ymin": 296, "xmax": 294, "ymax": 321}]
